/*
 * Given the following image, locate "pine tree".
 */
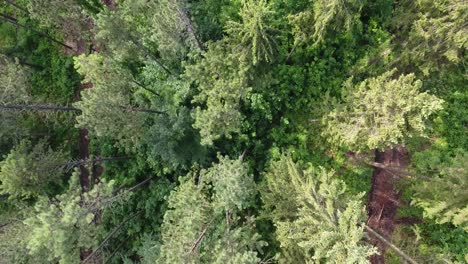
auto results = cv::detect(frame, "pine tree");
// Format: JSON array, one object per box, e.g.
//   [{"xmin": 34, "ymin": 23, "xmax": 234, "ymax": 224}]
[
  {"xmin": 27, "ymin": 0, "xmax": 87, "ymax": 37},
  {"xmin": 324, "ymin": 70, "xmax": 444, "ymax": 151},
  {"xmin": 150, "ymin": 0, "xmax": 203, "ymax": 62},
  {"xmin": 225, "ymin": 0, "xmax": 276, "ymax": 65},
  {"xmin": 412, "ymin": 152, "xmax": 468, "ymax": 231},
  {"xmin": 399, "ymin": 0, "xmax": 467, "ymax": 75},
  {"xmin": 154, "ymin": 156, "xmax": 264, "ymax": 263},
  {"xmin": 289, "ymin": 0, "xmax": 365, "ymax": 45},
  {"xmin": 185, "ymin": 41, "xmax": 251, "ymax": 145},
  {"xmin": 0, "ymin": 55, "xmax": 32, "ymax": 141},
  {"xmin": 73, "ymin": 54, "xmax": 162, "ymax": 149},
  {"xmin": 0, "ymin": 139, "xmax": 67, "ymax": 199},
  {"xmin": 24, "ymin": 171, "xmax": 114, "ymax": 264},
  {"xmin": 262, "ymin": 155, "xmax": 377, "ymax": 263}
]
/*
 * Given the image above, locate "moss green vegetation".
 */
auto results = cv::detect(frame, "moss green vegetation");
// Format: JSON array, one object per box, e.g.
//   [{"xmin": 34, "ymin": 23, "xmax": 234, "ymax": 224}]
[{"xmin": 0, "ymin": 0, "xmax": 466, "ymax": 263}]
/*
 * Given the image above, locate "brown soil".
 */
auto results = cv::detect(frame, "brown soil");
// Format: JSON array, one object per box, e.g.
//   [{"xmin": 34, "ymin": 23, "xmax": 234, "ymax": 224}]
[{"xmin": 367, "ymin": 145, "xmax": 409, "ymax": 264}]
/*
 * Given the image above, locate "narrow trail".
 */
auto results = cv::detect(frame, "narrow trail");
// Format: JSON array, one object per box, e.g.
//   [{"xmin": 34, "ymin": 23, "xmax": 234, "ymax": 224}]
[{"xmin": 366, "ymin": 146, "xmax": 409, "ymax": 264}]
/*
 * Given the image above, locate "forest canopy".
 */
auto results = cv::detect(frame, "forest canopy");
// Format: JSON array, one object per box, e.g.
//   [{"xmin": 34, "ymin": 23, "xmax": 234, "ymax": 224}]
[{"xmin": 0, "ymin": 0, "xmax": 466, "ymax": 263}]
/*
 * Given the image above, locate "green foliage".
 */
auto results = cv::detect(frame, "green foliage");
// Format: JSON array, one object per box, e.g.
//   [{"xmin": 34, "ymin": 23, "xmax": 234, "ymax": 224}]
[
  {"xmin": 27, "ymin": 0, "xmax": 87, "ymax": 36},
  {"xmin": 289, "ymin": 0, "xmax": 365, "ymax": 45},
  {"xmin": 202, "ymin": 155, "xmax": 256, "ymax": 212},
  {"xmin": 0, "ymin": 55, "xmax": 32, "ymax": 141},
  {"xmin": 412, "ymin": 152, "xmax": 468, "ymax": 231},
  {"xmin": 225, "ymin": 0, "xmax": 276, "ymax": 65},
  {"xmin": 154, "ymin": 156, "xmax": 265, "ymax": 263},
  {"xmin": 74, "ymin": 54, "xmax": 148, "ymax": 148},
  {"xmin": 0, "ymin": 200, "xmax": 41, "ymax": 264},
  {"xmin": 262, "ymin": 155, "xmax": 377, "ymax": 263},
  {"xmin": 400, "ymin": 0, "xmax": 467, "ymax": 75},
  {"xmin": 150, "ymin": 0, "xmax": 201, "ymax": 62},
  {"xmin": 186, "ymin": 41, "xmax": 251, "ymax": 145},
  {"xmin": 0, "ymin": 55, "xmax": 32, "ymax": 104},
  {"xmin": 24, "ymin": 172, "xmax": 114, "ymax": 264},
  {"xmin": 324, "ymin": 70, "xmax": 444, "ymax": 151},
  {"xmin": 1, "ymin": 0, "xmax": 466, "ymax": 261},
  {"xmin": 0, "ymin": 139, "xmax": 67, "ymax": 199}
]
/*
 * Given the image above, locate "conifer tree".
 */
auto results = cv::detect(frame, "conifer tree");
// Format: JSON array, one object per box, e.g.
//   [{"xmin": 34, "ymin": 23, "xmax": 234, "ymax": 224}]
[
  {"xmin": 289, "ymin": 0, "xmax": 365, "ymax": 45},
  {"xmin": 185, "ymin": 41, "xmax": 251, "ymax": 145},
  {"xmin": 24, "ymin": 171, "xmax": 114, "ymax": 264},
  {"xmin": 399, "ymin": 0, "xmax": 467, "ymax": 75},
  {"xmin": 27, "ymin": 0, "xmax": 87, "ymax": 37},
  {"xmin": 225, "ymin": 0, "xmax": 276, "ymax": 65},
  {"xmin": 0, "ymin": 55, "xmax": 32, "ymax": 141},
  {"xmin": 154, "ymin": 156, "xmax": 264, "ymax": 263},
  {"xmin": 412, "ymin": 152, "xmax": 468, "ymax": 231},
  {"xmin": 0, "ymin": 139, "xmax": 67, "ymax": 199},
  {"xmin": 262, "ymin": 155, "xmax": 377, "ymax": 263},
  {"xmin": 74, "ymin": 54, "xmax": 162, "ymax": 149},
  {"xmin": 324, "ymin": 70, "xmax": 444, "ymax": 151},
  {"xmin": 150, "ymin": 0, "xmax": 203, "ymax": 62}
]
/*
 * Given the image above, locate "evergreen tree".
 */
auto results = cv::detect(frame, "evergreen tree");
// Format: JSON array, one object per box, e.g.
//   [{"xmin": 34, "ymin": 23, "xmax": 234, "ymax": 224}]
[
  {"xmin": 150, "ymin": 0, "xmax": 203, "ymax": 62},
  {"xmin": 0, "ymin": 55, "xmax": 32, "ymax": 141},
  {"xmin": 0, "ymin": 139, "xmax": 67, "ymax": 199},
  {"xmin": 185, "ymin": 41, "xmax": 251, "ymax": 145},
  {"xmin": 262, "ymin": 155, "xmax": 377, "ymax": 263},
  {"xmin": 398, "ymin": 0, "xmax": 467, "ymax": 75},
  {"xmin": 225, "ymin": 0, "xmax": 276, "ymax": 65},
  {"xmin": 154, "ymin": 156, "xmax": 265, "ymax": 263},
  {"xmin": 412, "ymin": 152, "xmax": 468, "ymax": 231},
  {"xmin": 27, "ymin": 0, "xmax": 87, "ymax": 37},
  {"xmin": 289, "ymin": 0, "xmax": 365, "ymax": 45},
  {"xmin": 24, "ymin": 171, "xmax": 114, "ymax": 264},
  {"xmin": 324, "ymin": 70, "xmax": 444, "ymax": 151},
  {"xmin": 73, "ymin": 54, "xmax": 161, "ymax": 149}
]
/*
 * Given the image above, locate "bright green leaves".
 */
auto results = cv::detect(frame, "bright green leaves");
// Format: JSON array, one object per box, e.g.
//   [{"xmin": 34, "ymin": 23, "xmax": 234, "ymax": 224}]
[
  {"xmin": 24, "ymin": 171, "xmax": 114, "ymax": 264},
  {"xmin": 155, "ymin": 156, "xmax": 264, "ymax": 263},
  {"xmin": 0, "ymin": 139, "xmax": 67, "ymax": 199},
  {"xmin": 324, "ymin": 70, "xmax": 444, "ymax": 151},
  {"xmin": 412, "ymin": 152, "xmax": 468, "ymax": 231},
  {"xmin": 225, "ymin": 0, "xmax": 276, "ymax": 65},
  {"xmin": 262, "ymin": 155, "xmax": 377, "ymax": 263}
]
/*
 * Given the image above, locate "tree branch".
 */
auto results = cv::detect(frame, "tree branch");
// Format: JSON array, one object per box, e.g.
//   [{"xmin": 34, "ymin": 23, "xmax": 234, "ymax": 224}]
[
  {"xmin": 4, "ymin": 0, "xmax": 29, "ymax": 14},
  {"xmin": 0, "ymin": 104, "xmax": 81, "ymax": 112},
  {"xmin": 364, "ymin": 225, "xmax": 418, "ymax": 264},
  {"xmin": 0, "ymin": 13, "xmax": 74, "ymax": 50},
  {"xmin": 81, "ymin": 211, "xmax": 142, "ymax": 263}
]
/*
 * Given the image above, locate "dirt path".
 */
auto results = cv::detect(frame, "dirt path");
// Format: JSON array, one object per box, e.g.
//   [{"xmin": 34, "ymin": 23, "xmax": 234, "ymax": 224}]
[{"xmin": 366, "ymin": 145, "xmax": 409, "ymax": 263}]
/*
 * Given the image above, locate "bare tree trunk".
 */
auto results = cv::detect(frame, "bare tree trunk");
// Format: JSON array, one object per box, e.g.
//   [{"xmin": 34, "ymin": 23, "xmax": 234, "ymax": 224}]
[
  {"xmin": 0, "ymin": 104, "xmax": 80, "ymax": 112},
  {"xmin": 0, "ymin": 13, "xmax": 74, "ymax": 50},
  {"xmin": 4, "ymin": 0, "xmax": 29, "ymax": 14},
  {"xmin": 177, "ymin": 6, "xmax": 204, "ymax": 51}
]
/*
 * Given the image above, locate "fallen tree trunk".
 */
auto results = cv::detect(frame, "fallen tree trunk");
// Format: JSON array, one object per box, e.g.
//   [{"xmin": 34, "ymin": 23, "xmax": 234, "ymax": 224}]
[{"xmin": 367, "ymin": 145, "xmax": 409, "ymax": 264}]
